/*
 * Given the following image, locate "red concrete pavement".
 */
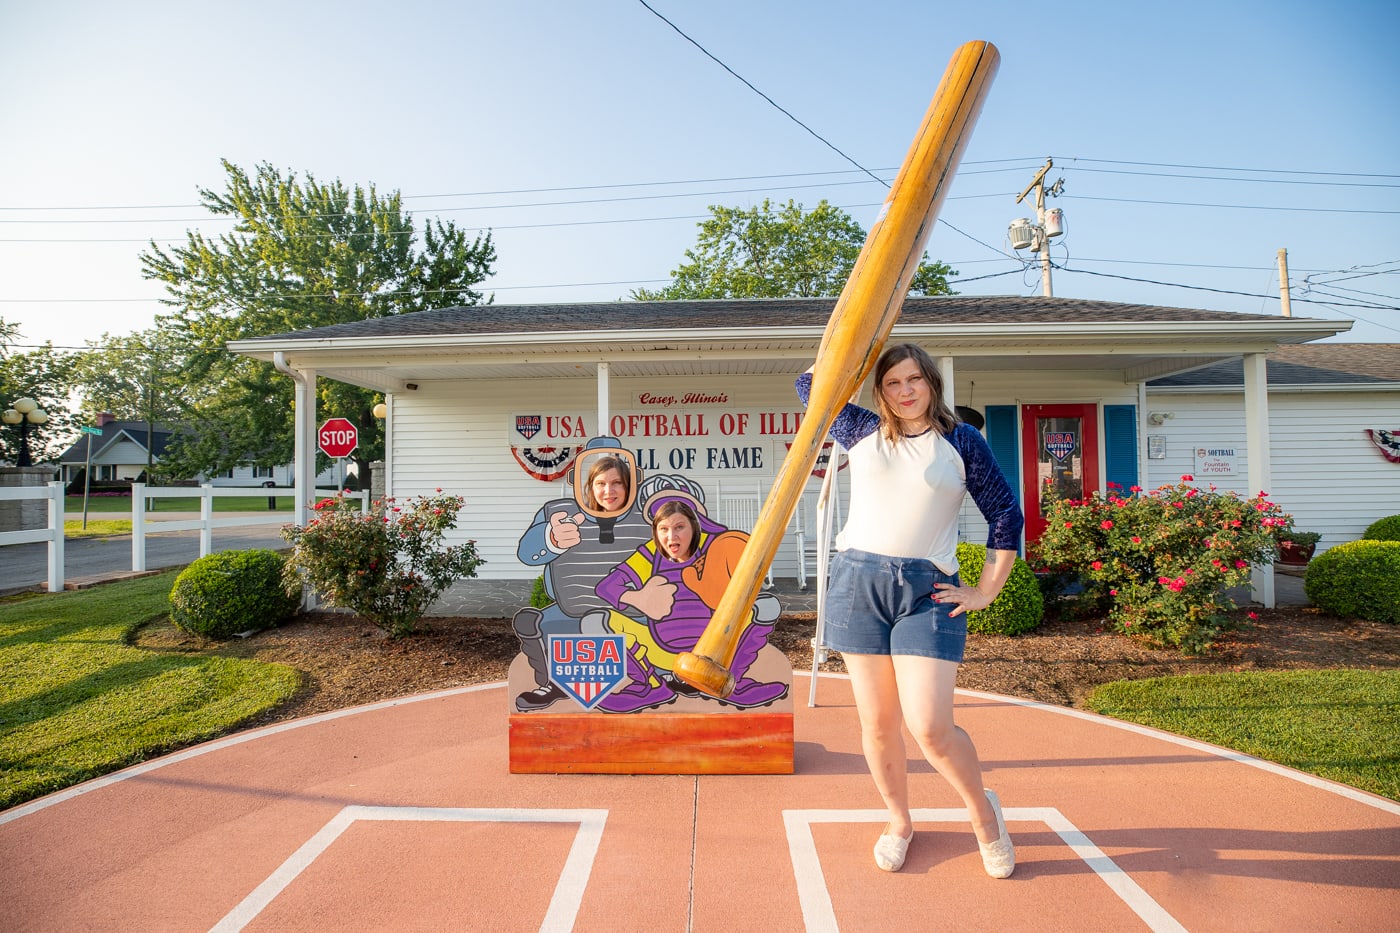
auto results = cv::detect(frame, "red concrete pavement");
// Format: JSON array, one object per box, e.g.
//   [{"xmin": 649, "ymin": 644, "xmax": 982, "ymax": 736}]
[{"xmin": 3, "ymin": 674, "xmax": 1398, "ymax": 932}]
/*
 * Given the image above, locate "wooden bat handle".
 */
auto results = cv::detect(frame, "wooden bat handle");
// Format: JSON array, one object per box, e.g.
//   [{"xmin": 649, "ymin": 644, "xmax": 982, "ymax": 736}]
[{"xmin": 673, "ymin": 40, "xmax": 1000, "ymax": 698}]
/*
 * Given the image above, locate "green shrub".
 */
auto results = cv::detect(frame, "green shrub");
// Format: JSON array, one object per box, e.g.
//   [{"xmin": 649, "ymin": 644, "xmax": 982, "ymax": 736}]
[
  {"xmin": 282, "ymin": 491, "xmax": 484, "ymax": 638},
  {"xmin": 957, "ymin": 543, "xmax": 1044, "ymax": 635},
  {"xmin": 530, "ymin": 574, "xmax": 554, "ymax": 609},
  {"xmin": 169, "ymin": 549, "xmax": 301, "ymax": 639},
  {"xmin": 1363, "ymin": 515, "xmax": 1400, "ymax": 542},
  {"xmin": 1034, "ymin": 476, "xmax": 1289, "ymax": 652},
  {"xmin": 1304, "ymin": 540, "xmax": 1400, "ymax": 624}
]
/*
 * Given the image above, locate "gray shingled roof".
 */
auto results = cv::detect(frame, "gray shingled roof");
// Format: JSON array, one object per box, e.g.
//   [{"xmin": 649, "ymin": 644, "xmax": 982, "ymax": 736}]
[
  {"xmin": 239, "ymin": 295, "xmax": 1316, "ymax": 342},
  {"xmin": 56, "ymin": 422, "xmax": 177, "ymax": 464},
  {"xmin": 1149, "ymin": 343, "xmax": 1400, "ymax": 387}
]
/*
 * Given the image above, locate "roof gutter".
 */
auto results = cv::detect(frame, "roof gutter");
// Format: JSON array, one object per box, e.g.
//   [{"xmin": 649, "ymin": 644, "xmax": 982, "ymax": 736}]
[{"xmin": 229, "ymin": 318, "xmax": 1349, "ymax": 359}]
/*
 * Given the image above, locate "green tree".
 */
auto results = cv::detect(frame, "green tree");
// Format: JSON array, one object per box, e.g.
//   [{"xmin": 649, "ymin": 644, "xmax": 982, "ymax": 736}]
[
  {"xmin": 142, "ymin": 160, "xmax": 496, "ymax": 483},
  {"xmin": 0, "ymin": 317, "xmax": 18, "ymax": 357},
  {"xmin": 69, "ymin": 329, "xmax": 189, "ymax": 481},
  {"xmin": 631, "ymin": 199, "xmax": 956, "ymax": 300}
]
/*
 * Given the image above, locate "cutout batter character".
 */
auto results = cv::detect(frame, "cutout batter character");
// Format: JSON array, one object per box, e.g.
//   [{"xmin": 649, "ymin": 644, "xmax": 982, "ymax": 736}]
[{"xmin": 591, "ymin": 491, "xmax": 786, "ymax": 713}]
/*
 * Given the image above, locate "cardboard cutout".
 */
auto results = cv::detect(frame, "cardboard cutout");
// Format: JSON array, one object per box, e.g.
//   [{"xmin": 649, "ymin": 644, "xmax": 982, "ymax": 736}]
[{"xmin": 509, "ymin": 437, "xmax": 790, "ymax": 716}]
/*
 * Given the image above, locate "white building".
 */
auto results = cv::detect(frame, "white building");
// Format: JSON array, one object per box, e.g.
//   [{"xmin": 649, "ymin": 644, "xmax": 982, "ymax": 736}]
[{"xmin": 229, "ymin": 296, "xmax": 1397, "ymax": 603}]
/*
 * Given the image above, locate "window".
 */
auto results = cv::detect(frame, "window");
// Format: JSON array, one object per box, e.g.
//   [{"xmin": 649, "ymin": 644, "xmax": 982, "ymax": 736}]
[{"xmin": 253, "ymin": 465, "xmax": 275, "ymax": 479}]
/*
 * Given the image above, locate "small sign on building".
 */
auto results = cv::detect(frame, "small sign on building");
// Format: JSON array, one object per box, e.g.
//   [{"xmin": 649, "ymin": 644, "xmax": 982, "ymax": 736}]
[{"xmin": 1193, "ymin": 446, "xmax": 1239, "ymax": 476}]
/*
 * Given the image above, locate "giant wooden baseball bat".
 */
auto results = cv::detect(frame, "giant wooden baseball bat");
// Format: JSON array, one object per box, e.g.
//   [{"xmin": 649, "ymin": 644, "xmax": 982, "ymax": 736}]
[{"xmin": 674, "ymin": 40, "xmax": 1000, "ymax": 698}]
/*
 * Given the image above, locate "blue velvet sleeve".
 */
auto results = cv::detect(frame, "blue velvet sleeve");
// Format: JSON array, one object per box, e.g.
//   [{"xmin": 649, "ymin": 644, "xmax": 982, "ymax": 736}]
[
  {"xmin": 950, "ymin": 423, "xmax": 1025, "ymax": 551},
  {"xmin": 795, "ymin": 372, "xmax": 880, "ymax": 450}
]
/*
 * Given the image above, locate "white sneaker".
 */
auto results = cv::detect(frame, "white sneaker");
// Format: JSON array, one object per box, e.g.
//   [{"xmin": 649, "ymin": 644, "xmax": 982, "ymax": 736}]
[
  {"xmin": 874, "ymin": 826, "xmax": 913, "ymax": 872},
  {"xmin": 979, "ymin": 789, "xmax": 1015, "ymax": 879}
]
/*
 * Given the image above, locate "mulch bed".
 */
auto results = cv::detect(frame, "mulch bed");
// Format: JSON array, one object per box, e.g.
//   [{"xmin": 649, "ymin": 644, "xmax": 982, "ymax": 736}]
[{"xmin": 133, "ymin": 603, "xmax": 1400, "ymax": 725}]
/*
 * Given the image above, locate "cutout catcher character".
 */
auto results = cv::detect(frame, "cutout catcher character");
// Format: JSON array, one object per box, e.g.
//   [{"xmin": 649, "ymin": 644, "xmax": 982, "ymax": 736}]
[
  {"xmin": 511, "ymin": 438, "xmax": 649, "ymax": 712},
  {"xmin": 590, "ymin": 488, "xmax": 787, "ymax": 713}
]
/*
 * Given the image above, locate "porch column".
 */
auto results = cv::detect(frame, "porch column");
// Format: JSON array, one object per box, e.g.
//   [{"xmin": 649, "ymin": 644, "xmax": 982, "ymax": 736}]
[
  {"xmin": 274, "ymin": 352, "xmax": 316, "ymax": 528},
  {"xmin": 297, "ymin": 367, "xmax": 317, "ymax": 526},
  {"xmin": 937, "ymin": 356, "xmax": 955, "ymax": 408},
  {"xmin": 1244, "ymin": 352, "xmax": 1275, "ymax": 608},
  {"xmin": 1137, "ymin": 381, "xmax": 1149, "ymax": 487},
  {"xmin": 597, "ymin": 362, "xmax": 611, "ymax": 436}
]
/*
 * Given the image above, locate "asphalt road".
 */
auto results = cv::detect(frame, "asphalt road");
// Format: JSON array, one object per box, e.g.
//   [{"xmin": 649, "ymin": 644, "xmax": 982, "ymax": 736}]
[{"xmin": 2, "ymin": 523, "xmax": 292, "ymax": 595}]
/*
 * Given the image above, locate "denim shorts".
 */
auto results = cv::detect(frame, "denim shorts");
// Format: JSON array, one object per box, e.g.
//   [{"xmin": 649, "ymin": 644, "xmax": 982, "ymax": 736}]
[{"xmin": 823, "ymin": 548, "xmax": 967, "ymax": 662}]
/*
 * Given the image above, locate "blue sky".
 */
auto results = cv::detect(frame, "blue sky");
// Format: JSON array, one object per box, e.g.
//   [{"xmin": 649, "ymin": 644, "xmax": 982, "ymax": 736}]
[{"xmin": 2, "ymin": 0, "xmax": 1397, "ymax": 351}]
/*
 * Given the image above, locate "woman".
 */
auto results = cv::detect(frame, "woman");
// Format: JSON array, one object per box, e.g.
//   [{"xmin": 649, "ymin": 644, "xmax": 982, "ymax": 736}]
[
  {"xmin": 583, "ymin": 455, "xmax": 631, "ymax": 513},
  {"xmin": 797, "ymin": 343, "xmax": 1023, "ymax": 877}
]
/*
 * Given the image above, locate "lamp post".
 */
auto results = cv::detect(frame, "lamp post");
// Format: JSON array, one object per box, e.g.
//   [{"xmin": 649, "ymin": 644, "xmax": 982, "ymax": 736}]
[{"xmin": 2, "ymin": 396, "xmax": 50, "ymax": 467}]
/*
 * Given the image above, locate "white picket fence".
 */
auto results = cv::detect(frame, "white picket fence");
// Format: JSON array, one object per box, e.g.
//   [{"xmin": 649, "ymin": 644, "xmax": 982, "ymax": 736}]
[
  {"xmin": 129, "ymin": 484, "xmax": 367, "ymax": 571},
  {"xmin": 0, "ymin": 484, "xmax": 367, "ymax": 589},
  {"xmin": 0, "ymin": 482, "xmax": 66, "ymax": 592}
]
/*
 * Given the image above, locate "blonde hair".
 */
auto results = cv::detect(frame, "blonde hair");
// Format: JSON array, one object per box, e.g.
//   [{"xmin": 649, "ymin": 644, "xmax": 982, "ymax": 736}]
[{"xmin": 871, "ymin": 343, "xmax": 957, "ymax": 443}]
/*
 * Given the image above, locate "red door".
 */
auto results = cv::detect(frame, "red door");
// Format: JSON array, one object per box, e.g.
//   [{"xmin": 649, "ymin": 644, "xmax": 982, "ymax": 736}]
[{"xmin": 1020, "ymin": 404, "xmax": 1100, "ymax": 543}]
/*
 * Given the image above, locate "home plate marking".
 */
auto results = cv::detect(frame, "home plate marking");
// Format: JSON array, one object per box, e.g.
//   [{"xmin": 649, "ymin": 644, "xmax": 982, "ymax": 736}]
[
  {"xmin": 209, "ymin": 806, "xmax": 608, "ymax": 933},
  {"xmin": 783, "ymin": 807, "xmax": 1187, "ymax": 933}
]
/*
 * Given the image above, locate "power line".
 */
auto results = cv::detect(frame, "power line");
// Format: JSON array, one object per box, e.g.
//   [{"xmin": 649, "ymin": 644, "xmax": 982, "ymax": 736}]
[
  {"xmin": 1062, "ymin": 266, "xmax": 1400, "ymax": 310},
  {"xmin": 5, "ymin": 155, "xmax": 1390, "ymax": 217},
  {"xmin": 635, "ymin": 0, "xmax": 886, "ymax": 188},
  {"xmin": 1067, "ymin": 165, "xmax": 1400, "ymax": 189},
  {"xmin": 1064, "ymin": 157, "xmax": 1400, "ymax": 180},
  {"xmin": 1067, "ymin": 194, "xmax": 1398, "ymax": 215}
]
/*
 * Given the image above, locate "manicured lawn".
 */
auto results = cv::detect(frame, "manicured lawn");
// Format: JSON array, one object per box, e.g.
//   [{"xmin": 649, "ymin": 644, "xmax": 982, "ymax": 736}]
[
  {"xmin": 63, "ymin": 519, "xmax": 136, "ymax": 538},
  {"xmin": 66, "ymin": 495, "xmax": 297, "ymax": 514},
  {"xmin": 1087, "ymin": 669, "xmax": 1400, "ymax": 801},
  {"xmin": 0, "ymin": 573, "xmax": 301, "ymax": 810}
]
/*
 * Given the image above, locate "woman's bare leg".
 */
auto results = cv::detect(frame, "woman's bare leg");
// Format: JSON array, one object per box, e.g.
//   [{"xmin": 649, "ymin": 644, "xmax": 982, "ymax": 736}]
[
  {"xmin": 892, "ymin": 655, "xmax": 999, "ymax": 843},
  {"xmin": 843, "ymin": 653, "xmax": 914, "ymax": 839}
]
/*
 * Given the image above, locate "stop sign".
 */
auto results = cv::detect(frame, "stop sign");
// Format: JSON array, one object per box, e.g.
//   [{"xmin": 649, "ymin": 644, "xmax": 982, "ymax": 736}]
[{"xmin": 318, "ymin": 417, "xmax": 358, "ymax": 458}]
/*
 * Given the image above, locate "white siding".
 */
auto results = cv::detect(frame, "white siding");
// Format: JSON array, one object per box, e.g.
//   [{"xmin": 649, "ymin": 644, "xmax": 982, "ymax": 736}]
[
  {"xmin": 386, "ymin": 368, "xmax": 1117, "ymax": 581},
  {"xmin": 391, "ymin": 375, "xmax": 845, "ymax": 581},
  {"xmin": 384, "ymin": 369, "xmax": 1400, "ymax": 577},
  {"xmin": 1144, "ymin": 390, "xmax": 1400, "ymax": 552}
]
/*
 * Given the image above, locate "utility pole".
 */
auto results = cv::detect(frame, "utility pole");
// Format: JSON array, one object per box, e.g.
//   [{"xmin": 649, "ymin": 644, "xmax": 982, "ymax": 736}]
[
  {"xmin": 1277, "ymin": 248, "xmax": 1292, "ymax": 317},
  {"xmin": 1011, "ymin": 158, "xmax": 1065, "ymax": 297}
]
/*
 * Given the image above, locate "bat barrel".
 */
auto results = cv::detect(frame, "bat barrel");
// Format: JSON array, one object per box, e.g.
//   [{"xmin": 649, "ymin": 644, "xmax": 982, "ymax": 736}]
[{"xmin": 674, "ymin": 41, "xmax": 1000, "ymax": 698}]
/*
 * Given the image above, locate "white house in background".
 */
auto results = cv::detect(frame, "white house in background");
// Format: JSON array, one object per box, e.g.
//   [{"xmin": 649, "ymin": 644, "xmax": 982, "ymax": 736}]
[
  {"xmin": 56, "ymin": 414, "xmax": 175, "ymax": 485},
  {"xmin": 56, "ymin": 412, "xmax": 338, "ymax": 488},
  {"xmin": 225, "ymin": 295, "xmax": 1399, "ymax": 610}
]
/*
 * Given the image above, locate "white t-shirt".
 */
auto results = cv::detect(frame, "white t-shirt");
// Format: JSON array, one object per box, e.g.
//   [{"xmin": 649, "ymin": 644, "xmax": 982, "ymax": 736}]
[
  {"xmin": 796, "ymin": 372, "xmax": 1024, "ymax": 575},
  {"xmin": 837, "ymin": 426, "xmax": 968, "ymax": 573}
]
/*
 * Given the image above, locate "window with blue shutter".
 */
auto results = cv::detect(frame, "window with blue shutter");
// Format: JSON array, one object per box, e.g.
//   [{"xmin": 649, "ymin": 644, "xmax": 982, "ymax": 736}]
[
  {"xmin": 983, "ymin": 405, "xmax": 1020, "ymax": 505},
  {"xmin": 1104, "ymin": 404, "xmax": 1138, "ymax": 492}
]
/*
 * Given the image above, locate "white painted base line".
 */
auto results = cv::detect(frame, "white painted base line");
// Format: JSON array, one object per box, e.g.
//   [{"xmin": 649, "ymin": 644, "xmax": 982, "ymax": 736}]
[
  {"xmin": 208, "ymin": 806, "xmax": 608, "ymax": 933},
  {"xmin": 783, "ymin": 807, "xmax": 1188, "ymax": 933}
]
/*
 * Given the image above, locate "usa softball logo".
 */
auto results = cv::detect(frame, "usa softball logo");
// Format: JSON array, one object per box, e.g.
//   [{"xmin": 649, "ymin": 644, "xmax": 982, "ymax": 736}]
[
  {"xmin": 516, "ymin": 415, "xmax": 542, "ymax": 440},
  {"xmin": 548, "ymin": 635, "xmax": 626, "ymax": 709},
  {"xmin": 1045, "ymin": 432, "xmax": 1076, "ymax": 462}
]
